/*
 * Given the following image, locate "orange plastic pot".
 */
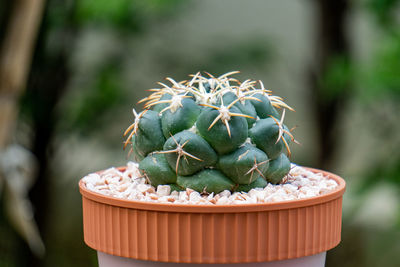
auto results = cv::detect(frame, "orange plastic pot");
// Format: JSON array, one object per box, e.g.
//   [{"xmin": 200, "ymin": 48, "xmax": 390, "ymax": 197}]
[{"xmin": 79, "ymin": 167, "xmax": 345, "ymax": 265}]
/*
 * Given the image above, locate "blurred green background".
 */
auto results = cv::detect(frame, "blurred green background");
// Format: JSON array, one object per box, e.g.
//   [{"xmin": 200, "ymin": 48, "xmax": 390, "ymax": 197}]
[{"xmin": 0, "ymin": 0, "xmax": 399, "ymax": 266}]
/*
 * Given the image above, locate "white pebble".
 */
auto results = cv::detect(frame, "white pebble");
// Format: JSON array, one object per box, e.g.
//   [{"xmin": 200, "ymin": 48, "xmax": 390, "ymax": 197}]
[
  {"xmin": 248, "ymin": 189, "xmax": 266, "ymax": 202},
  {"xmin": 189, "ymin": 191, "xmax": 202, "ymax": 202},
  {"xmin": 179, "ymin": 191, "xmax": 189, "ymax": 202},
  {"xmin": 219, "ymin": 190, "xmax": 231, "ymax": 198},
  {"xmin": 216, "ymin": 196, "xmax": 229, "ymax": 205},
  {"xmin": 137, "ymin": 184, "xmax": 151, "ymax": 193},
  {"xmin": 157, "ymin": 185, "xmax": 171, "ymax": 197}
]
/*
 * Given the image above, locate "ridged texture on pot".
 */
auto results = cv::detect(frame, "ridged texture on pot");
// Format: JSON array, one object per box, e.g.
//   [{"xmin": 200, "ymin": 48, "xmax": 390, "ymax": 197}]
[{"xmin": 80, "ymin": 168, "xmax": 345, "ymax": 263}]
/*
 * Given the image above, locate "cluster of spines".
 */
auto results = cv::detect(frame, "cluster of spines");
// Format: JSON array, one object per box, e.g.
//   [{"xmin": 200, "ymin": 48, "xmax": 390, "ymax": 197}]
[{"xmin": 124, "ymin": 71, "xmax": 298, "ymax": 194}]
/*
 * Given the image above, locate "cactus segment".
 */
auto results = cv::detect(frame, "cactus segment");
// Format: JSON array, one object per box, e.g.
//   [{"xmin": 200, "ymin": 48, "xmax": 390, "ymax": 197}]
[
  {"xmin": 282, "ymin": 125, "xmax": 295, "ymax": 157},
  {"xmin": 240, "ymin": 100, "xmax": 258, "ymax": 127},
  {"xmin": 151, "ymin": 93, "xmax": 172, "ymax": 113},
  {"xmin": 135, "ymin": 110, "xmax": 166, "ymax": 157},
  {"xmin": 283, "ymin": 125, "xmax": 292, "ymax": 144},
  {"xmin": 264, "ymin": 153, "xmax": 291, "ymax": 184},
  {"xmin": 219, "ymin": 92, "xmax": 257, "ymax": 127},
  {"xmin": 218, "ymin": 144, "xmax": 269, "ymax": 184},
  {"xmin": 126, "ymin": 71, "xmax": 297, "ymax": 192},
  {"xmin": 177, "ymin": 169, "xmax": 235, "ymax": 194},
  {"xmin": 249, "ymin": 117, "xmax": 286, "ymax": 160},
  {"xmin": 139, "ymin": 153, "xmax": 177, "ymax": 187},
  {"xmin": 162, "ymin": 131, "xmax": 218, "ymax": 176},
  {"xmin": 131, "ymin": 135, "xmax": 145, "ymax": 162},
  {"xmin": 235, "ymin": 177, "xmax": 268, "ymax": 193},
  {"xmin": 250, "ymin": 93, "xmax": 280, "ymax": 118},
  {"xmin": 161, "ymin": 98, "xmax": 201, "ymax": 138},
  {"xmin": 268, "ymin": 109, "xmax": 294, "ymax": 158},
  {"xmin": 196, "ymin": 106, "xmax": 248, "ymax": 155}
]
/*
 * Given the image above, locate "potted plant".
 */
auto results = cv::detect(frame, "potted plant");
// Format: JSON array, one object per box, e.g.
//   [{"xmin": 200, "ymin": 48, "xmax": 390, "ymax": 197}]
[{"xmin": 79, "ymin": 71, "xmax": 345, "ymax": 267}]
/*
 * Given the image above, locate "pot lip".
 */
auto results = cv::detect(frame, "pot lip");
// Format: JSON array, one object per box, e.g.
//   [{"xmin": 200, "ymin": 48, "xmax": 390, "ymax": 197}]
[{"xmin": 79, "ymin": 166, "xmax": 345, "ymax": 213}]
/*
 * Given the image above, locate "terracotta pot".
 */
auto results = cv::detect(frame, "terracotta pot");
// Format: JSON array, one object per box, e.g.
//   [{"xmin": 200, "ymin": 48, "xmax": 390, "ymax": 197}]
[{"xmin": 79, "ymin": 167, "xmax": 345, "ymax": 266}]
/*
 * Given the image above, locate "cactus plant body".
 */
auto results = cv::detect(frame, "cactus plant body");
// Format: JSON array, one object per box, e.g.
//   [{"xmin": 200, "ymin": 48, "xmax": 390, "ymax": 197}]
[{"xmin": 124, "ymin": 71, "xmax": 297, "ymax": 194}]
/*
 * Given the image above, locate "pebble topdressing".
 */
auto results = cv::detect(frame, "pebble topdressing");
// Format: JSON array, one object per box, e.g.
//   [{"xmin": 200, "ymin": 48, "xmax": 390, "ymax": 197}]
[{"xmin": 82, "ymin": 162, "xmax": 338, "ymax": 205}]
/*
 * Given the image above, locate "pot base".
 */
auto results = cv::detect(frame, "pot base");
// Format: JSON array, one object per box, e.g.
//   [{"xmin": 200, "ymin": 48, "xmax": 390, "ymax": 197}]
[{"xmin": 97, "ymin": 251, "xmax": 326, "ymax": 267}]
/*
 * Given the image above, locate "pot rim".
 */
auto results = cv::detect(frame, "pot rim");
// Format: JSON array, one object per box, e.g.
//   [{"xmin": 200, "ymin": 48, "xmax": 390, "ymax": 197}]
[{"xmin": 79, "ymin": 167, "xmax": 345, "ymax": 213}]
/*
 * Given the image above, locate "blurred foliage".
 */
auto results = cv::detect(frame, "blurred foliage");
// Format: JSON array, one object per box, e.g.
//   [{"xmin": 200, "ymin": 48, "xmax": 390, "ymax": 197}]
[
  {"xmin": 2, "ymin": 1, "xmax": 189, "ymax": 266},
  {"xmin": 361, "ymin": 156, "xmax": 400, "ymax": 190},
  {"xmin": 64, "ymin": 63, "xmax": 124, "ymax": 134},
  {"xmin": 361, "ymin": 33, "xmax": 400, "ymax": 99},
  {"xmin": 75, "ymin": 0, "xmax": 135, "ymax": 28},
  {"xmin": 328, "ymin": 1, "xmax": 400, "ymax": 267},
  {"xmin": 74, "ymin": 0, "xmax": 184, "ymax": 30},
  {"xmin": 357, "ymin": 0, "xmax": 400, "ymax": 189},
  {"xmin": 63, "ymin": 0, "xmax": 185, "ymax": 135},
  {"xmin": 19, "ymin": 0, "xmax": 187, "ymax": 135},
  {"xmin": 156, "ymin": 39, "xmax": 273, "ymax": 82},
  {"xmin": 205, "ymin": 41, "xmax": 273, "ymax": 72},
  {"xmin": 366, "ymin": 0, "xmax": 400, "ymax": 29},
  {"xmin": 320, "ymin": 55, "xmax": 353, "ymax": 100},
  {"xmin": 363, "ymin": 0, "xmax": 400, "ymax": 98}
]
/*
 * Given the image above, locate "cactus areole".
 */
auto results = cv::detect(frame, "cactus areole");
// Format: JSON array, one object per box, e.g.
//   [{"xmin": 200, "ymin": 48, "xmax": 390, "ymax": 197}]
[{"xmin": 124, "ymin": 71, "xmax": 298, "ymax": 194}]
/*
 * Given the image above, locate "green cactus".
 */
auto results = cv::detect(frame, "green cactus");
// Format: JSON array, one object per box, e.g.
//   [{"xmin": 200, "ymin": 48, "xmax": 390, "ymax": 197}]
[{"xmin": 124, "ymin": 71, "xmax": 298, "ymax": 193}]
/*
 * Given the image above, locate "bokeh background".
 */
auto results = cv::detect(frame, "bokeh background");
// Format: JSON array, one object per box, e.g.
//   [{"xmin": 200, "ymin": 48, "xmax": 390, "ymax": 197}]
[{"xmin": 0, "ymin": 0, "xmax": 399, "ymax": 266}]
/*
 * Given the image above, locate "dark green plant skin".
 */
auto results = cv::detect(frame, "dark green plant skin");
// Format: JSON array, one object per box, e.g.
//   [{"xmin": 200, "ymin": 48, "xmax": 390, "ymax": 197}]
[
  {"xmin": 283, "ymin": 125, "xmax": 292, "ymax": 142},
  {"xmin": 139, "ymin": 153, "xmax": 177, "ymax": 186},
  {"xmin": 249, "ymin": 117, "xmax": 285, "ymax": 160},
  {"xmin": 250, "ymin": 93, "xmax": 279, "ymax": 118},
  {"xmin": 235, "ymin": 177, "xmax": 268, "ymax": 193},
  {"xmin": 196, "ymin": 106, "xmax": 248, "ymax": 155},
  {"xmin": 282, "ymin": 125, "xmax": 292, "ymax": 156},
  {"xmin": 168, "ymin": 183, "xmax": 184, "ymax": 192},
  {"xmin": 126, "ymin": 72, "xmax": 297, "ymax": 193},
  {"xmin": 264, "ymin": 153, "xmax": 291, "ymax": 184},
  {"xmin": 177, "ymin": 169, "xmax": 235, "ymax": 194},
  {"xmin": 135, "ymin": 110, "xmax": 165, "ymax": 157},
  {"xmin": 218, "ymin": 143, "xmax": 269, "ymax": 184},
  {"xmin": 161, "ymin": 98, "xmax": 201, "ymax": 138},
  {"xmin": 240, "ymin": 101, "xmax": 258, "ymax": 127},
  {"xmin": 152, "ymin": 93, "xmax": 172, "ymax": 113},
  {"xmin": 131, "ymin": 135, "xmax": 145, "ymax": 162},
  {"xmin": 163, "ymin": 131, "xmax": 218, "ymax": 176}
]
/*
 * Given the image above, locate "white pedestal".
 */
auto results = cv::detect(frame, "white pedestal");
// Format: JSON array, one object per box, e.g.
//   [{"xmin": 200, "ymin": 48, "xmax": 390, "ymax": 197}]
[{"xmin": 97, "ymin": 251, "xmax": 326, "ymax": 267}]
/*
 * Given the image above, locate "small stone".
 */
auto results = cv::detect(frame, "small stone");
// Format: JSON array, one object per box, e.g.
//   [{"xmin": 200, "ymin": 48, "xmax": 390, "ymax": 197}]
[
  {"xmin": 170, "ymin": 190, "xmax": 179, "ymax": 198},
  {"xmin": 117, "ymin": 184, "xmax": 128, "ymax": 192},
  {"xmin": 157, "ymin": 185, "xmax": 171, "ymax": 197},
  {"xmin": 137, "ymin": 184, "xmax": 151, "ymax": 193},
  {"xmin": 219, "ymin": 190, "xmax": 231, "ymax": 198},
  {"xmin": 216, "ymin": 196, "xmax": 229, "ymax": 205},
  {"xmin": 248, "ymin": 189, "xmax": 266, "ymax": 202},
  {"xmin": 86, "ymin": 183, "xmax": 95, "ymax": 191},
  {"xmin": 189, "ymin": 191, "xmax": 202, "ymax": 202},
  {"xmin": 179, "ymin": 191, "xmax": 189, "ymax": 201},
  {"xmin": 283, "ymin": 184, "xmax": 298, "ymax": 192},
  {"xmin": 207, "ymin": 193, "xmax": 215, "ymax": 201},
  {"xmin": 186, "ymin": 188, "xmax": 195, "ymax": 196}
]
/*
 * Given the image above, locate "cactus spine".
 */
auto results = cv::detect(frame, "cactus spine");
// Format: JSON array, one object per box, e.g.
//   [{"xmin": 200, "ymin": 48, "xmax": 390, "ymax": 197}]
[{"xmin": 124, "ymin": 71, "xmax": 298, "ymax": 194}]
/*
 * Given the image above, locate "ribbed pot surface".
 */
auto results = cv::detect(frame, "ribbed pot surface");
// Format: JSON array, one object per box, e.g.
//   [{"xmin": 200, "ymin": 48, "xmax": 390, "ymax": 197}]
[{"xmin": 79, "ymin": 167, "xmax": 345, "ymax": 263}]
